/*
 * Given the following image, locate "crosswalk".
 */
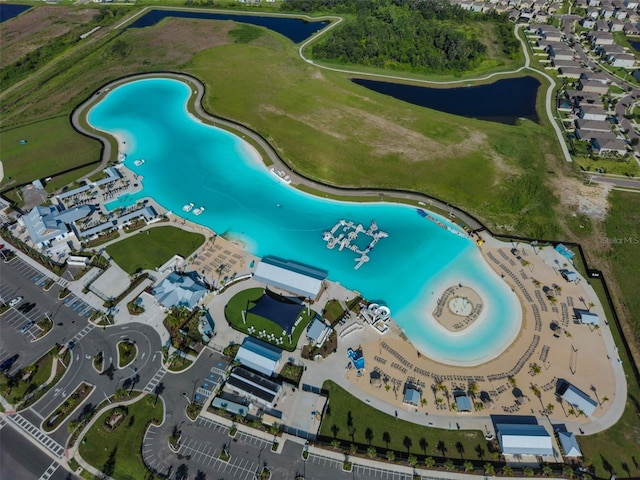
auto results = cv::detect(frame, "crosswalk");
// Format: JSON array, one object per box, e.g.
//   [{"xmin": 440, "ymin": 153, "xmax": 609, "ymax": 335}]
[
  {"xmin": 143, "ymin": 368, "xmax": 167, "ymax": 394},
  {"xmin": 38, "ymin": 461, "xmax": 60, "ymax": 480},
  {"xmin": 70, "ymin": 324, "xmax": 95, "ymax": 345},
  {"xmin": 6, "ymin": 413, "xmax": 65, "ymax": 458}
]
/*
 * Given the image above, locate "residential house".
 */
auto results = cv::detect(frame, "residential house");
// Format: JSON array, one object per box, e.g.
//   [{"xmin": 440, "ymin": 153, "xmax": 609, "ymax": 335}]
[
  {"xmin": 580, "ymin": 71, "xmax": 610, "ymax": 83},
  {"xmin": 552, "ymin": 59, "xmax": 582, "ymax": 68},
  {"xmin": 588, "ymin": 0, "xmax": 601, "ymax": 6},
  {"xmin": 613, "ymin": 8, "xmax": 628, "ymax": 20},
  {"xmin": 623, "ymin": 22, "xmax": 640, "ymax": 34},
  {"xmin": 470, "ymin": 1, "xmax": 486, "ymax": 12},
  {"xmin": 591, "ymin": 133, "xmax": 628, "ymax": 155},
  {"xmin": 582, "ymin": 18, "xmax": 597, "ymax": 28},
  {"xmin": 608, "ymin": 19, "xmax": 626, "ymax": 31},
  {"xmin": 538, "ymin": 26, "xmax": 563, "ymax": 41},
  {"xmin": 611, "ymin": 52, "xmax": 636, "ymax": 67},
  {"xmin": 598, "ymin": 43, "xmax": 627, "ymax": 57},
  {"xmin": 600, "ymin": 1, "xmax": 616, "ymax": 18},
  {"xmin": 578, "ymin": 79, "xmax": 610, "ymax": 94},
  {"xmin": 589, "ymin": 31, "xmax": 615, "ymax": 44},
  {"xmin": 536, "ymin": 11, "xmax": 551, "ymax": 22},
  {"xmin": 586, "ymin": 6, "xmax": 600, "ymax": 18},
  {"xmin": 579, "ymin": 104, "xmax": 609, "ymax": 120},
  {"xmin": 548, "ymin": 44, "xmax": 576, "ymax": 61},
  {"xmin": 558, "ymin": 66, "xmax": 585, "ymax": 78},
  {"xmin": 594, "ymin": 19, "xmax": 610, "ymax": 31},
  {"xmin": 574, "ymin": 119, "xmax": 613, "ymax": 138},
  {"xmin": 624, "ymin": 0, "xmax": 638, "ymax": 7}
]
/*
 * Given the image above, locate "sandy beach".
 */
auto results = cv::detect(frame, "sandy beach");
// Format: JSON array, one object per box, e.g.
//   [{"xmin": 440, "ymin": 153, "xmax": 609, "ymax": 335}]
[{"xmin": 338, "ymin": 234, "xmax": 616, "ymax": 423}]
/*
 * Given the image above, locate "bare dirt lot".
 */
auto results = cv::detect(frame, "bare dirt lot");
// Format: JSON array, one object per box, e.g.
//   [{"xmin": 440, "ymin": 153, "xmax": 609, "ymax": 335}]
[{"xmin": 1, "ymin": 6, "xmax": 97, "ymax": 68}]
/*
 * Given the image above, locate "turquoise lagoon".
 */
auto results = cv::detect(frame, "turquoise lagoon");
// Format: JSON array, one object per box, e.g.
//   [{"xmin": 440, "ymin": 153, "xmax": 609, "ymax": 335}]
[{"xmin": 88, "ymin": 78, "xmax": 521, "ymax": 365}]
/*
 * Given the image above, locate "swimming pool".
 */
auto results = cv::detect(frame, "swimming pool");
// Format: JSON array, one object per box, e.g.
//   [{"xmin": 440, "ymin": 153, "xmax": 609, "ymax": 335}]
[{"xmin": 87, "ymin": 77, "xmax": 522, "ymax": 366}]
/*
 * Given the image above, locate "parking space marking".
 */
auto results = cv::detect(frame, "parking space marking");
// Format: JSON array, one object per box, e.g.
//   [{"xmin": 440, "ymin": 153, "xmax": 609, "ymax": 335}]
[
  {"xmin": 195, "ymin": 416, "xmax": 228, "ymax": 434},
  {"xmin": 178, "ymin": 438, "xmax": 258, "ymax": 480}
]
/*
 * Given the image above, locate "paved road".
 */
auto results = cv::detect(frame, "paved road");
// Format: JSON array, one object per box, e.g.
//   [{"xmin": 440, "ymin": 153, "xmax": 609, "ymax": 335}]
[
  {"xmin": 589, "ymin": 175, "xmax": 640, "ymax": 188},
  {"xmin": 0, "ymin": 419, "xmax": 78, "ymax": 480}
]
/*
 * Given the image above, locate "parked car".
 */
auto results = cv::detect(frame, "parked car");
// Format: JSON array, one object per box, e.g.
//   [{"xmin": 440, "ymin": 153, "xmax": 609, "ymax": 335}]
[
  {"xmin": 19, "ymin": 303, "xmax": 36, "ymax": 314},
  {"xmin": 19, "ymin": 321, "xmax": 35, "ymax": 333},
  {"xmin": 8, "ymin": 296, "xmax": 23, "ymax": 307},
  {"xmin": 0, "ymin": 354, "xmax": 18, "ymax": 372}
]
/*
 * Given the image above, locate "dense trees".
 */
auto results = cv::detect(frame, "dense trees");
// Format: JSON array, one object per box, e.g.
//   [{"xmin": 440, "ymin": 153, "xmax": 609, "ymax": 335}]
[{"xmin": 282, "ymin": 0, "xmax": 519, "ymax": 74}]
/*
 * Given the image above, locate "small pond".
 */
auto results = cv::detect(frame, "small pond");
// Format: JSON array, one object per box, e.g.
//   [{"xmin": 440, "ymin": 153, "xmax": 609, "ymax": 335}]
[
  {"xmin": 127, "ymin": 9, "xmax": 328, "ymax": 44},
  {"xmin": 352, "ymin": 76, "xmax": 541, "ymax": 125},
  {"xmin": 0, "ymin": 4, "xmax": 31, "ymax": 23}
]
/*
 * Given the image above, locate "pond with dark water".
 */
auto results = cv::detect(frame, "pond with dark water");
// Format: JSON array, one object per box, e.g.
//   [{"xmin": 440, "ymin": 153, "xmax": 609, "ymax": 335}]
[
  {"xmin": 127, "ymin": 10, "xmax": 328, "ymax": 44},
  {"xmin": 352, "ymin": 76, "xmax": 541, "ymax": 125},
  {"xmin": 0, "ymin": 4, "xmax": 31, "ymax": 23}
]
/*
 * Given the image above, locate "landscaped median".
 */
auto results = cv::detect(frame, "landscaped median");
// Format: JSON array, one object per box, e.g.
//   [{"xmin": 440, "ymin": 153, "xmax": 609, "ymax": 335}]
[
  {"xmin": 78, "ymin": 395, "xmax": 163, "ymax": 480},
  {"xmin": 0, "ymin": 346, "xmax": 71, "ymax": 410},
  {"xmin": 43, "ymin": 382, "xmax": 94, "ymax": 433}
]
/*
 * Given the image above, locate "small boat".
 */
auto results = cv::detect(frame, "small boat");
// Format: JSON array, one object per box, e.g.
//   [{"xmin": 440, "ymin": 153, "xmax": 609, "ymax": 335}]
[
  {"xmin": 193, "ymin": 207, "xmax": 205, "ymax": 216},
  {"xmin": 182, "ymin": 203, "xmax": 194, "ymax": 212},
  {"xmin": 133, "ymin": 159, "xmax": 145, "ymax": 166}
]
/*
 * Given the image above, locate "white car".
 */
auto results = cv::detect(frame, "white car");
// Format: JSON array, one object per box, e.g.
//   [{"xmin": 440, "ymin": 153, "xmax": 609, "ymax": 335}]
[{"xmin": 8, "ymin": 296, "xmax": 24, "ymax": 307}]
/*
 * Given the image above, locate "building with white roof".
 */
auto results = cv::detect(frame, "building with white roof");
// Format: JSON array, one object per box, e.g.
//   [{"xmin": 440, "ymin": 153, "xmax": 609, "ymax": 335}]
[
  {"xmin": 253, "ymin": 256, "xmax": 327, "ymax": 300},
  {"xmin": 496, "ymin": 423, "xmax": 554, "ymax": 456},
  {"xmin": 234, "ymin": 337, "xmax": 282, "ymax": 377},
  {"xmin": 558, "ymin": 381, "xmax": 598, "ymax": 416}
]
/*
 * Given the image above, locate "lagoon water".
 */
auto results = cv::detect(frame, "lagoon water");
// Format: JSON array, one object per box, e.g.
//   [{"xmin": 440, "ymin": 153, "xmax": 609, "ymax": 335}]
[
  {"xmin": 127, "ymin": 9, "xmax": 328, "ymax": 44},
  {"xmin": 352, "ymin": 76, "xmax": 540, "ymax": 125},
  {"xmin": 88, "ymin": 78, "xmax": 521, "ymax": 365}
]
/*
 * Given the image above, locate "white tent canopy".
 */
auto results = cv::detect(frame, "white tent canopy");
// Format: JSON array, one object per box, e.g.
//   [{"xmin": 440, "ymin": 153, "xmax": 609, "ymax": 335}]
[{"xmin": 253, "ymin": 256, "xmax": 327, "ymax": 300}]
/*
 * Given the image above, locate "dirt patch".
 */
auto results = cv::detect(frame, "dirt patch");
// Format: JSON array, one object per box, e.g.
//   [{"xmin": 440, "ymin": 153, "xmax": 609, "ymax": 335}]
[
  {"xmin": 127, "ymin": 18, "xmax": 234, "ymax": 66},
  {"xmin": 551, "ymin": 174, "xmax": 612, "ymax": 219},
  {"xmin": 1, "ymin": 7, "xmax": 97, "ymax": 68},
  {"xmin": 257, "ymin": 103, "xmax": 487, "ymax": 160}
]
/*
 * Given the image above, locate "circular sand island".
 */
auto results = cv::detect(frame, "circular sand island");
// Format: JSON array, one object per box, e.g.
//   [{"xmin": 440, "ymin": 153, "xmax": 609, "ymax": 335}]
[{"xmin": 432, "ymin": 285, "xmax": 483, "ymax": 332}]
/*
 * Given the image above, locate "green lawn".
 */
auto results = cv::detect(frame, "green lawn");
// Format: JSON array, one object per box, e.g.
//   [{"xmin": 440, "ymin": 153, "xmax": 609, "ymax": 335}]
[
  {"xmin": 117, "ymin": 342, "xmax": 136, "ymax": 368},
  {"xmin": 79, "ymin": 396, "xmax": 163, "ymax": 480},
  {"xmin": 319, "ymin": 381, "xmax": 489, "ymax": 463},
  {"xmin": 0, "ymin": 347, "xmax": 58, "ymax": 405},
  {"xmin": 106, "ymin": 226, "xmax": 205, "ymax": 274},
  {"xmin": 0, "ymin": 116, "xmax": 101, "ymax": 192},
  {"xmin": 225, "ymin": 287, "xmax": 313, "ymax": 351}
]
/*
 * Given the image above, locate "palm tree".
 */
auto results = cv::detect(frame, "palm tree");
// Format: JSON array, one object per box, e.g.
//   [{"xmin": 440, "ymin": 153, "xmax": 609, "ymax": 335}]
[
  {"xmin": 424, "ymin": 457, "xmax": 436, "ymax": 468},
  {"xmin": 468, "ymin": 381, "xmax": 479, "ymax": 397},
  {"xmin": 386, "ymin": 450, "xmax": 395, "ymax": 462},
  {"xmin": 367, "ymin": 446, "xmax": 377, "ymax": 458},
  {"xmin": 464, "ymin": 461, "xmax": 474, "ymax": 472},
  {"xmin": 408, "ymin": 454, "xmax": 418, "ymax": 467},
  {"xmin": 546, "ymin": 403, "xmax": 555, "ymax": 413},
  {"xmin": 420, "ymin": 398, "xmax": 428, "ymax": 407},
  {"xmin": 502, "ymin": 465, "xmax": 513, "ymax": 476},
  {"xmin": 484, "ymin": 463, "xmax": 496, "ymax": 475}
]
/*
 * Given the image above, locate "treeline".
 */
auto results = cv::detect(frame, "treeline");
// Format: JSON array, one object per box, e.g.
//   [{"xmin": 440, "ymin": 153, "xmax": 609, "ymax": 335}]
[{"xmin": 283, "ymin": 0, "xmax": 519, "ymax": 73}]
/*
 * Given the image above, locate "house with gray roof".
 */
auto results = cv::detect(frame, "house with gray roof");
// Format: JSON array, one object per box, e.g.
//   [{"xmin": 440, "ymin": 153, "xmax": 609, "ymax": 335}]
[
  {"xmin": 558, "ymin": 431, "xmax": 583, "ymax": 457},
  {"xmin": 153, "ymin": 271, "xmax": 208, "ymax": 310},
  {"xmin": 21, "ymin": 204, "xmax": 92, "ymax": 259},
  {"xmin": 557, "ymin": 381, "xmax": 598, "ymax": 416}
]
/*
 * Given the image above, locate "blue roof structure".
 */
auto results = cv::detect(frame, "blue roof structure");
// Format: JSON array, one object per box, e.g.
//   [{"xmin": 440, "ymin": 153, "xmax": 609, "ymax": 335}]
[
  {"xmin": 307, "ymin": 318, "xmax": 328, "ymax": 342},
  {"xmin": 455, "ymin": 395, "xmax": 473, "ymax": 412},
  {"xmin": 558, "ymin": 431, "xmax": 582, "ymax": 457},
  {"xmin": 153, "ymin": 272, "xmax": 207, "ymax": 310},
  {"xmin": 403, "ymin": 387, "xmax": 421, "ymax": 405}
]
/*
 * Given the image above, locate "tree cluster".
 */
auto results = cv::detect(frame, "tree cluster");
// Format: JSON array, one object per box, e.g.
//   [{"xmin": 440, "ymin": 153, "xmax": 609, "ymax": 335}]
[{"xmin": 283, "ymin": 0, "xmax": 519, "ymax": 74}]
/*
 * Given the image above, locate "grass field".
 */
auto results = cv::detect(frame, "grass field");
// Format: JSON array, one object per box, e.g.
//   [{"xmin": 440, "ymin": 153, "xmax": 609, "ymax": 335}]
[
  {"xmin": 0, "ymin": 116, "xmax": 101, "ymax": 192},
  {"xmin": 78, "ymin": 396, "xmax": 163, "ymax": 480},
  {"xmin": 224, "ymin": 287, "xmax": 313, "ymax": 351},
  {"xmin": 319, "ymin": 380, "xmax": 489, "ymax": 463},
  {"xmin": 105, "ymin": 226, "xmax": 204, "ymax": 275},
  {"xmin": 0, "ymin": 347, "xmax": 57, "ymax": 405}
]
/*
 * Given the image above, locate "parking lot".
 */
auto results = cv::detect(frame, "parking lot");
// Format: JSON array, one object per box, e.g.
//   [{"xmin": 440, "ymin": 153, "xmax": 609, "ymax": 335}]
[{"xmin": 178, "ymin": 437, "xmax": 260, "ymax": 480}]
